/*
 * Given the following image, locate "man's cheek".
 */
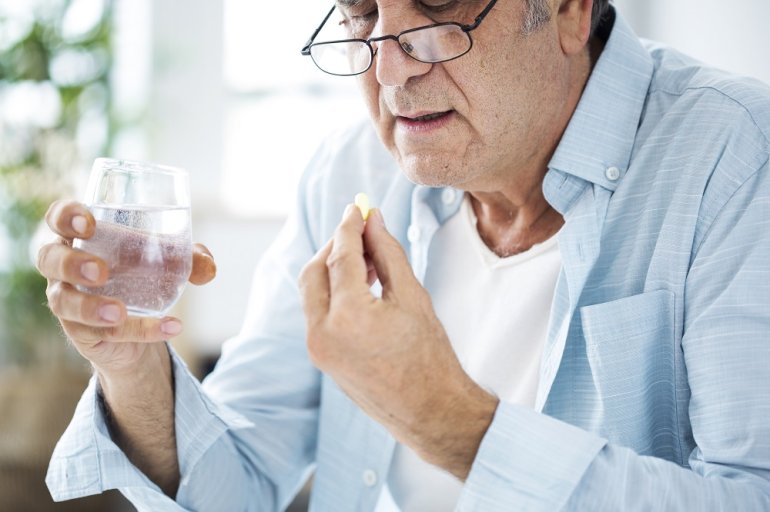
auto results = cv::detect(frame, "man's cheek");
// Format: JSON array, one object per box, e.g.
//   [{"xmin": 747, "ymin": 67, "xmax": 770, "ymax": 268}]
[{"xmin": 355, "ymin": 75, "xmax": 379, "ymax": 113}]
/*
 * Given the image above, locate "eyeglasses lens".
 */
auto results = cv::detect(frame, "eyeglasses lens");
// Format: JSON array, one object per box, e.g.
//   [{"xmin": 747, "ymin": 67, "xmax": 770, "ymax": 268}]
[{"xmin": 311, "ymin": 24, "xmax": 471, "ymax": 75}]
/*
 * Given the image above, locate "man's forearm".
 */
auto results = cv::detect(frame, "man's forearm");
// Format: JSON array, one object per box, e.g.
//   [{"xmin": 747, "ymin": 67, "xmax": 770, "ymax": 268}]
[{"xmin": 97, "ymin": 343, "xmax": 180, "ymax": 497}]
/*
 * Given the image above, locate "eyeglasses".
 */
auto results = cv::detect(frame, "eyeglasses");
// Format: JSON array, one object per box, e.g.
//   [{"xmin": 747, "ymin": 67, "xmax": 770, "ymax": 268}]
[{"xmin": 301, "ymin": 0, "xmax": 499, "ymax": 77}]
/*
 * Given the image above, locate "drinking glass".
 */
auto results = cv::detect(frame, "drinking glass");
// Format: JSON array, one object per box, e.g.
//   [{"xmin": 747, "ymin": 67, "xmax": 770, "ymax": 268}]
[{"xmin": 73, "ymin": 158, "xmax": 193, "ymax": 317}]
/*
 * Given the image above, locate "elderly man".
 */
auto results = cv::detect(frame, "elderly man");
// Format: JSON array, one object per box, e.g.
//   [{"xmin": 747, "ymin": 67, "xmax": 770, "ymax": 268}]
[{"xmin": 39, "ymin": 0, "xmax": 770, "ymax": 509}]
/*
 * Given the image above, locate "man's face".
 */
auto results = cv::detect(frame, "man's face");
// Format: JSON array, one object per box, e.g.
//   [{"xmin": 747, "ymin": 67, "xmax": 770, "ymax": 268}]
[{"xmin": 339, "ymin": 0, "xmax": 572, "ymax": 191}]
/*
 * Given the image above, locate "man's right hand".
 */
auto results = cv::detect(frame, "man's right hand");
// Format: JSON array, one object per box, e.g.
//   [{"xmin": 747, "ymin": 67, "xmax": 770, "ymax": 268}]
[
  {"xmin": 37, "ymin": 199, "xmax": 216, "ymax": 497},
  {"xmin": 36, "ymin": 199, "xmax": 217, "ymax": 377}
]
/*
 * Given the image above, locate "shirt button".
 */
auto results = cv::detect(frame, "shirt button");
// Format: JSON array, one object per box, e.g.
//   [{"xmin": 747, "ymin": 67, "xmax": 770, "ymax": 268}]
[
  {"xmin": 362, "ymin": 469, "xmax": 378, "ymax": 487},
  {"xmin": 605, "ymin": 166, "xmax": 621, "ymax": 181},
  {"xmin": 441, "ymin": 188, "xmax": 457, "ymax": 205},
  {"xmin": 407, "ymin": 225, "xmax": 421, "ymax": 243}
]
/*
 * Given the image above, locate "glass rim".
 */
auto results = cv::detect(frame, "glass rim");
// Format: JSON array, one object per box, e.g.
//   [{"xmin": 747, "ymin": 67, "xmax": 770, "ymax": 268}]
[{"xmin": 94, "ymin": 157, "xmax": 189, "ymax": 178}]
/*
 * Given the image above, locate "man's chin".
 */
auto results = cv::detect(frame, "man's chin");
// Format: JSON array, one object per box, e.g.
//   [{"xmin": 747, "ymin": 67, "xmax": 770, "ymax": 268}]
[
  {"xmin": 396, "ymin": 155, "xmax": 465, "ymax": 188},
  {"xmin": 402, "ymin": 170, "xmax": 453, "ymax": 188}
]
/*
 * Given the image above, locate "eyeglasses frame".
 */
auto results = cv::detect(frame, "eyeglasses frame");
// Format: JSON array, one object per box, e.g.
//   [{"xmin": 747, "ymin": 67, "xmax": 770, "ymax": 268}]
[{"xmin": 300, "ymin": 0, "xmax": 500, "ymax": 76}]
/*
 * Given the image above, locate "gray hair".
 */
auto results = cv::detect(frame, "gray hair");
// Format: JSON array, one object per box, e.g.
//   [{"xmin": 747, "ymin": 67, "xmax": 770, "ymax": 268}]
[{"xmin": 522, "ymin": 0, "xmax": 612, "ymax": 35}]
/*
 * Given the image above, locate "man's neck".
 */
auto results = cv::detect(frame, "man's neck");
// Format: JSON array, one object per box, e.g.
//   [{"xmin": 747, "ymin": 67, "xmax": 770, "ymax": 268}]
[
  {"xmin": 466, "ymin": 40, "xmax": 602, "ymax": 257},
  {"xmin": 468, "ymin": 191, "xmax": 564, "ymax": 257}
]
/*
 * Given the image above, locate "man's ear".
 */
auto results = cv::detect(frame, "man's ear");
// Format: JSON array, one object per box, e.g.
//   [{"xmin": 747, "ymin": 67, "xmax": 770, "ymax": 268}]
[{"xmin": 556, "ymin": 0, "xmax": 593, "ymax": 55}]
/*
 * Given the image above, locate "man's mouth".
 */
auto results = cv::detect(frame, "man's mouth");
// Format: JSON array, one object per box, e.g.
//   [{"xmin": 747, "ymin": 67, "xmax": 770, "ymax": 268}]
[
  {"xmin": 394, "ymin": 109, "xmax": 456, "ymax": 134},
  {"xmin": 410, "ymin": 111, "xmax": 451, "ymax": 121},
  {"xmin": 403, "ymin": 111, "xmax": 453, "ymax": 122}
]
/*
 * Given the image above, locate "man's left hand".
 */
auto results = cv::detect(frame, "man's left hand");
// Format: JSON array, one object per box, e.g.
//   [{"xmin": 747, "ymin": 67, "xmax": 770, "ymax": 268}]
[{"xmin": 299, "ymin": 204, "xmax": 499, "ymax": 480}]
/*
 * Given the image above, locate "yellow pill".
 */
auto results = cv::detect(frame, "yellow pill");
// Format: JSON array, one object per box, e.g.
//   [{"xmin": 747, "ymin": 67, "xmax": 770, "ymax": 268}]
[{"xmin": 354, "ymin": 192, "xmax": 370, "ymax": 221}]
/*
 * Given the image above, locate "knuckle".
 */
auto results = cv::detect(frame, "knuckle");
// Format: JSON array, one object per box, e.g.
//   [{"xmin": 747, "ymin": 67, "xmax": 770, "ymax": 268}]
[
  {"xmin": 36, "ymin": 244, "xmax": 52, "ymax": 274},
  {"xmin": 326, "ymin": 250, "xmax": 352, "ymax": 271},
  {"xmin": 56, "ymin": 250, "xmax": 70, "ymax": 280},
  {"xmin": 130, "ymin": 317, "xmax": 158, "ymax": 341},
  {"xmin": 58, "ymin": 248, "xmax": 82, "ymax": 281},
  {"xmin": 46, "ymin": 282, "xmax": 64, "ymax": 314},
  {"xmin": 298, "ymin": 259, "xmax": 320, "ymax": 288},
  {"xmin": 44, "ymin": 201, "xmax": 60, "ymax": 228},
  {"xmin": 94, "ymin": 325, "xmax": 119, "ymax": 341},
  {"xmin": 78, "ymin": 294, "xmax": 98, "ymax": 321},
  {"xmin": 50, "ymin": 200, "xmax": 73, "ymax": 232},
  {"xmin": 136, "ymin": 323, "xmax": 151, "ymax": 340}
]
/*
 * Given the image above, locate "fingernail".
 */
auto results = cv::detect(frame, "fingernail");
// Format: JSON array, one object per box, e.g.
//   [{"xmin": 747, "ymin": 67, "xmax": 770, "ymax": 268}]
[
  {"xmin": 343, "ymin": 204, "xmax": 355, "ymax": 219},
  {"xmin": 99, "ymin": 304, "xmax": 121, "ymax": 323},
  {"xmin": 161, "ymin": 320, "xmax": 183, "ymax": 336},
  {"xmin": 72, "ymin": 215, "xmax": 88, "ymax": 235},
  {"xmin": 81, "ymin": 261, "xmax": 100, "ymax": 282}
]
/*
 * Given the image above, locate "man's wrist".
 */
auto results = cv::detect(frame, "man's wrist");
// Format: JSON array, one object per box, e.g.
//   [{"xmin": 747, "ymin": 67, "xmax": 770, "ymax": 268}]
[
  {"xmin": 95, "ymin": 342, "xmax": 173, "ymax": 397},
  {"xmin": 416, "ymin": 381, "xmax": 499, "ymax": 481}
]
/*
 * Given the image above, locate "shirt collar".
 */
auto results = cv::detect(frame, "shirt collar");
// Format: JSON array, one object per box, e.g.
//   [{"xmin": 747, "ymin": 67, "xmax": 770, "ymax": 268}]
[{"xmin": 548, "ymin": 8, "xmax": 654, "ymax": 191}]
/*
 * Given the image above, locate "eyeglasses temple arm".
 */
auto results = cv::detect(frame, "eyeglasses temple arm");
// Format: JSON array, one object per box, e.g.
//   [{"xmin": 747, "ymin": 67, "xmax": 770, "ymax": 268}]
[
  {"xmin": 302, "ymin": 4, "xmax": 337, "ymax": 54},
  {"xmin": 464, "ymin": 0, "xmax": 498, "ymax": 31}
]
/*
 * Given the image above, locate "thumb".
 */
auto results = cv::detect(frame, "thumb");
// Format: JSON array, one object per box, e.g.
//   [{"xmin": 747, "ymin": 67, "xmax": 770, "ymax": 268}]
[
  {"xmin": 190, "ymin": 243, "xmax": 217, "ymax": 285},
  {"xmin": 363, "ymin": 209, "xmax": 417, "ymax": 293}
]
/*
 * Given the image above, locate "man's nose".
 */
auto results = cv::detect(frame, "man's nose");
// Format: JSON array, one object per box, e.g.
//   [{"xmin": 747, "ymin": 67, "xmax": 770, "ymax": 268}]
[{"xmin": 372, "ymin": 37, "xmax": 432, "ymax": 87}]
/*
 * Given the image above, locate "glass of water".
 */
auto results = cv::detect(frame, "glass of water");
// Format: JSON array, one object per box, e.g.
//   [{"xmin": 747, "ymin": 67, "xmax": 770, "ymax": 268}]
[{"xmin": 73, "ymin": 158, "xmax": 193, "ymax": 317}]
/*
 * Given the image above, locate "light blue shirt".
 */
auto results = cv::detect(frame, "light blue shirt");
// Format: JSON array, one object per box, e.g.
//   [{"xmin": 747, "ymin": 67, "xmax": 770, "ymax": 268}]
[{"xmin": 47, "ymin": 10, "xmax": 770, "ymax": 511}]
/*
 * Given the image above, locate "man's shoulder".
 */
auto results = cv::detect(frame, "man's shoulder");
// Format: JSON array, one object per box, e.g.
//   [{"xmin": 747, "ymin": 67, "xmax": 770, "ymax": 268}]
[
  {"xmin": 630, "ymin": 43, "xmax": 770, "ymax": 244},
  {"xmin": 643, "ymin": 42, "xmax": 770, "ymax": 147}
]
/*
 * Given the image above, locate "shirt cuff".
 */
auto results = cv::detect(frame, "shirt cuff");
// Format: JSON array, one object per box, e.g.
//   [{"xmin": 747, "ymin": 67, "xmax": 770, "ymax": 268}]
[
  {"xmin": 46, "ymin": 344, "xmax": 253, "ymax": 508},
  {"xmin": 457, "ymin": 402, "xmax": 607, "ymax": 511}
]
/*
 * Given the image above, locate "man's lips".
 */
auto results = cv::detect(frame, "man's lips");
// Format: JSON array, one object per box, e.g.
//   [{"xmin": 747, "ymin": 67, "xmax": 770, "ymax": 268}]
[
  {"xmin": 397, "ymin": 110, "xmax": 453, "ymax": 121},
  {"xmin": 394, "ymin": 110, "xmax": 455, "ymax": 134}
]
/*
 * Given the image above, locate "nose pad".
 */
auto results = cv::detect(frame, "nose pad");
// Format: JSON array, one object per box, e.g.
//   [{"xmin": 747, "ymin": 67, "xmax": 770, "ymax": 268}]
[{"xmin": 370, "ymin": 37, "xmax": 416, "ymax": 60}]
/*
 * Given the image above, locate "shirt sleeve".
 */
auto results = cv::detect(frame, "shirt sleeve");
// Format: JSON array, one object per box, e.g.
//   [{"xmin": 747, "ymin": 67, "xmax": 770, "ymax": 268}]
[
  {"xmin": 458, "ymin": 161, "xmax": 770, "ymax": 510},
  {"xmin": 45, "ymin": 345, "xmax": 250, "ymax": 510}
]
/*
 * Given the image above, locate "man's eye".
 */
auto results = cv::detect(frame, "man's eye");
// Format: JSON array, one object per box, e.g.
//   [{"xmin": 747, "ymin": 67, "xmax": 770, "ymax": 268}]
[
  {"xmin": 353, "ymin": 10, "xmax": 377, "ymax": 21},
  {"xmin": 339, "ymin": 9, "xmax": 377, "ymax": 37},
  {"xmin": 339, "ymin": 8, "xmax": 377, "ymax": 24},
  {"xmin": 419, "ymin": 0, "xmax": 459, "ymax": 13}
]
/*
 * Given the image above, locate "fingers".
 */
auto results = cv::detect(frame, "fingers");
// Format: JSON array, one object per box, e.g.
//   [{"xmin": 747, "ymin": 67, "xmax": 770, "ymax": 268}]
[
  {"xmin": 46, "ymin": 281, "xmax": 126, "ymax": 326},
  {"xmin": 365, "ymin": 253, "xmax": 377, "ymax": 287},
  {"xmin": 190, "ymin": 244, "xmax": 217, "ymax": 285},
  {"xmin": 37, "ymin": 242, "xmax": 109, "ymax": 286},
  {"xmin": 45, "ymin": 200, "xmax": 95, "ymax": 240},
  {"xmin": 61, "ymin": 315, "xmax": 183, "ymax": 345},
  {"xmin": 47, "ymin": 282, "xmax": 183, "ymax": 345},
  {"xmin": 363, "ymin": 208, "xmax": 416, "ymax": 293},
  {"xmin": 326, "ymin": 204, "xmax": 370, "ymax": 299},
  {"xmin": 299, "ymin": 238, "xmax": 334, "ymax": 320}
]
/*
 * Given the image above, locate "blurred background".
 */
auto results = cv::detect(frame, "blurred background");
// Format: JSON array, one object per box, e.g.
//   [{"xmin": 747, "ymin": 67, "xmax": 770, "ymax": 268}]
[{"xmin": 0, "ymin": 0, "xmax": 768, "ymax": 510}]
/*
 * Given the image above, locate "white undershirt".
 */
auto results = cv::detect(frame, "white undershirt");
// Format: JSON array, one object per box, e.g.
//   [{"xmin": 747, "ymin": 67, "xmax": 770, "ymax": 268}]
[{"xmin": 378, "ymin": 195, "xmax": 562, "ymax": 511}]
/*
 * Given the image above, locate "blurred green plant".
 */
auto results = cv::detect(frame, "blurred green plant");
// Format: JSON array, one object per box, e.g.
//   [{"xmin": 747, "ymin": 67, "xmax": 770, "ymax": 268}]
[{"xmin": 0, "ymin": 0, "xmax": 114, "ymax": 365}]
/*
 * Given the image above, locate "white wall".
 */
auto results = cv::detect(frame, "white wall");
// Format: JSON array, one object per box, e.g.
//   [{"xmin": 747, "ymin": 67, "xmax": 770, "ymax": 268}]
[{"xmin": 614, "ymin": 0, "xmax": 770, "ymax": 85}]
